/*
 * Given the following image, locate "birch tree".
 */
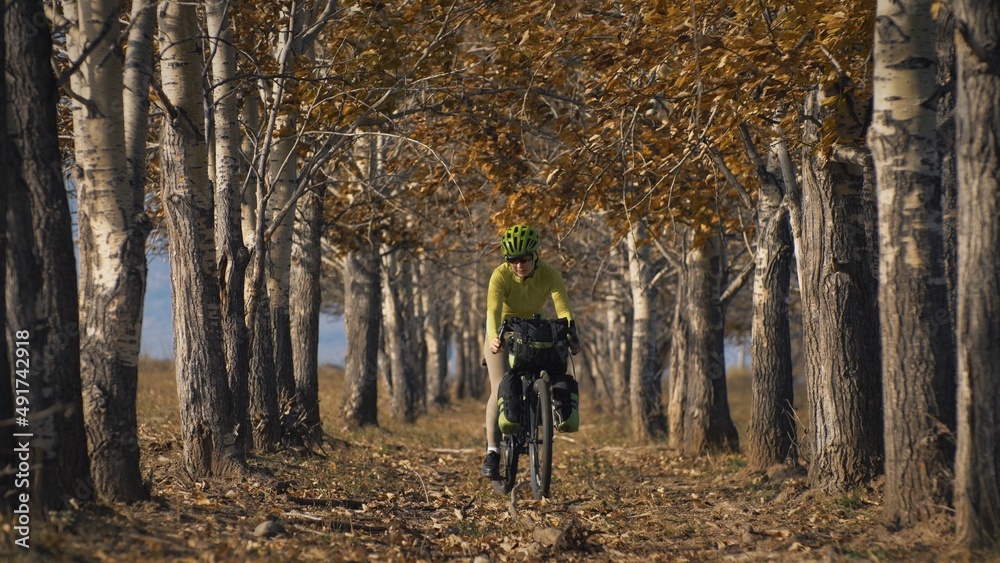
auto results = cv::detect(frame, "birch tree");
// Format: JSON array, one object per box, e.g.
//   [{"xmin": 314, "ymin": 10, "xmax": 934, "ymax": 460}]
[
  {"xmin": 421, "ymin": 260, "xmax": 451, "ymax": 409},
  {"xmin": 381, "ymin": 247, "xmax": 420, "ymax": 422},
  {"xmin": 124, "ymin": 0, "xmax": 156, "ymax": 198},
  {"xmin": 206, "ymin": 0, "xmax": 251, "ymax": 456},
  {"xmin": 667, "ymin": 230, "xmax": 740, "ymax": 454},
  {"xmin": 244, "ymin": 1, "xmax": 335, "ymax": 443},
  {"xmin": 342, "ymin": 239, "xmax": 381, "ymax": 428},
  {"xmin": 158, "ymin": 0, "xmax": 243, "ymax": 476},
  {"xmin": 266, "ymin": 110, "xmax": 299, "ymax": 437},
  {"xmin": 800, "ymin": 84, "xmax": 882, "ymax": 493},
  {"xmin": 63, "ymin": 0, "xmax": 150, "ymax": 502},
  {"xmin": 0, "ymin": 18, "xmax": 9, "ymax": 503},
  {"xmin": 606, "ymin": 245, "xmax": 632, "ymax": 416},
  {"xmin": 953, "ymin": 0, "xmax": 1000, "ymax": 548},
  {"xmin": 869, "ymin": 0, "xmax": 956, "ymax": 526},
  {"xmin": 5, "ymin": 0, "xmax": 91, "ymax": 509},
  {"xmin": 746, "ymin": 134, "xmax": 796, "ymax": 471},
  {"xmin": 290, "ymin": 182, "xmax": 326, "ymax": 439},
  {"xmin": 241, "ymin": 97, "xmax": 280, "ymax": 450},
  {"xmin": 626, "ymin": 222, "xmax": 664, "ymax": 439}
]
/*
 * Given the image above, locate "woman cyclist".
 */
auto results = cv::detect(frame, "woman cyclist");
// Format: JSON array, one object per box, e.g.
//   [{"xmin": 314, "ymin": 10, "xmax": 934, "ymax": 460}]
[{"xmin": 481, "ymin": 224, "xmax": 579, "ymax": 480}]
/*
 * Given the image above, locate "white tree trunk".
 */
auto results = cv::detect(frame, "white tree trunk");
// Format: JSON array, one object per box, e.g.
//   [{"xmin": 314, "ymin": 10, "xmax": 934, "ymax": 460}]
[
  {"xmin": 381, "ymin": 248, "xmax": 419, "ymax": 422},
  {"xmin": 869, "ymin": 0, "xmax": 955, "ymax": 527},
  {"xmin": 239, "ymin": 95, "xmax": 280, "ymax": 450},
  {"xmin": 420, "ymin": 261, "xmax": 450, "ymax": 408},
  {"xmin": 607, "ymin": 244, "xmax": 631, "ymax": 415},
  {"xmin": 63, "ymin": 0, "xmax": 148, "ymax": 502},
  {"xmin": 158, "ymin": 0, "xmax": 243, "ymax": 476},
  {"xmin": 206, "ymin": 0, "xmax": 251, "ymax": 456},
  {"xmin": 626, "ymin": 223, "xmax": 664, "ymax": 439},
  {"xmin": 123, "ymin": 0, "xmax": 156, "ymax": 193},
  {"xmin": 266, "ymin": 119, "xmax": 298, "ymax": 428}
]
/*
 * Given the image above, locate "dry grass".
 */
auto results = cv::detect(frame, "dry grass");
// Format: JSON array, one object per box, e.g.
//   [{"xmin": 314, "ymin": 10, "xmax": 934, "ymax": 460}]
[{"xmin": 0, "ymin": 361, "xmax": 972, "ymax": 562}]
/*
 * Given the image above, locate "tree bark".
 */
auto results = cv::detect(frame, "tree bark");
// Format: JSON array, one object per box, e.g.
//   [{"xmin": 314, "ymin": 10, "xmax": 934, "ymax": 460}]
[
  {"xmin": 248, "ymin": 288, "xmax": 280, "ymax": 450},
  {"xmin": 241, "ymin": 97, "xmax": 280, "ymax": 451},
  {"xmin": 206, "ymin": 0, "xmax": 251, "ymax": 457},
  {"xmin": 607, "ymin": 244, "xmax": 632, "ymax": 416},
  {"xmin": 669, "ymin": 231, "xmax": 739, "ymax": 454},
  {"xmin": 266, "ymin": 118, "xmax": 299, "ymax": 439},
  {"xmin": 158, "ymin": 0, "xmax": 243, "ymax": 477},
  {"xmin": 452, "ymin": 286, "xmax": 471, "ymax": 399},
  {"xmin": 5, "ymin": 0, "xmax": 93, "ymax": 509},
  {"xmin": 936, "ymin": 4, "xmax": 958, "ymax": 333},
  {"xmin": 870, "ymin": 0, "xmax": 956, "ymax": 527},
  {"xmin": 452, "ymin": 282, "xmax": 484, "ymax": 400},
  {"xmin": 342, "ymin": 244, "xmax": 381, "ymax": 427},
  {"xmin": 381, "ymin": 248, "xmax": 419, "ymax": 423},
  {"xmin": 290, "ymin": 183, "xmax": 325, "ymax": 439},
  {"xmin": 800, "ymin": 86, "xmax": 882, "ymax": 493},
  {"xmin": 748, "ymin": 143, "xmax": 796, "ymax": 471},
  {"xmin": 123, "ymin": 0, "xmax": 156, "ymax": 196},
  {"xmin": 63, "ymin": 0, "xmax": 148, "ymax": 502},
  {"xmin": 627, "ymin": 223, "xmax": 665, "ymax": 439},
  {"xmin": 407, "ymin": 259, "xmax": 428, "ymax": 416},
  {"xmin": 953, "ymin": 0, "xmax": 1000, "ymax": 548},
  {"xmin": 0, "ymin": 15, "xmax": 10, "ymax": 509},
  {"xmin": 420, "ymin": 261, "xmax": 450, "ymax": 408},
  {"xmin": 264, "ymin": 0, "xmax": 331, "ymax": 440}
]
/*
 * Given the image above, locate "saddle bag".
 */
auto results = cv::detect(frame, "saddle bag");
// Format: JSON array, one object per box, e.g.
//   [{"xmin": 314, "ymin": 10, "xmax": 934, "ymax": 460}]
[
  {"xmin": 550, "ymin": 372, "xmax": 580, "ymax": 433},
  {"xmin": 497, "ymin": 369, "xmax": 522, "ymax": 434}
]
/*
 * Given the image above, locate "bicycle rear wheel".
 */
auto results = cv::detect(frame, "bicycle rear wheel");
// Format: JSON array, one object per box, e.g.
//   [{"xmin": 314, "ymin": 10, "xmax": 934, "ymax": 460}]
[{"xmin": 528, "ymin": 377, "xmax": 553, "ymax": 499}]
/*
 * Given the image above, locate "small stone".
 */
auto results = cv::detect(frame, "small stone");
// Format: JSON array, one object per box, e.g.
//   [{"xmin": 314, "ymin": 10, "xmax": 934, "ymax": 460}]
[
  {"xmin": 225, "ymin": 490, "xmax": 238, "ymax": 499},
  {"xmin": 253, "ymin": 520, "xmax": 284, "ymax": 538},
  {"xmin": 533, "ymin": 526, "xmax": 563, "ymax": 547}
]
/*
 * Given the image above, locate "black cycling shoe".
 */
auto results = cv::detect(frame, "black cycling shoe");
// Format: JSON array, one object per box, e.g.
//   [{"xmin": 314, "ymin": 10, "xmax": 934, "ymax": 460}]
[{"xmin": 481, "ymin": 451, "xmax": 501, "ymax": 480}]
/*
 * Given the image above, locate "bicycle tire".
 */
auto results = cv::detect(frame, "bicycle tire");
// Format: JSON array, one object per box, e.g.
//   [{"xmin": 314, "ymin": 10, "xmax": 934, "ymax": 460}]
[
  {"xmin": 491, "ymin": 445, "xmax": 507, "ymax": 495},
  {"xmin": 494, "ymin": 439, "xmax": 518, "ymax": 495},
  {"xmin": 529, "ymin": 377, "xmax": 553, "ymax": 499}
]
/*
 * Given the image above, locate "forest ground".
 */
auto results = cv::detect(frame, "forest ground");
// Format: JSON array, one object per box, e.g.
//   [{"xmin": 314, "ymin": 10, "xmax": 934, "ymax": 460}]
[{"xmin": 1, "ymin": 359, "xmax": 979, "ymax": 562}]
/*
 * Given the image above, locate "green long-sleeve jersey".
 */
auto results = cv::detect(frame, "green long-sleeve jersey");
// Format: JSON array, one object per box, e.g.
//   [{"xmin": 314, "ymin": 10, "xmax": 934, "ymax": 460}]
[{"xmin": 485, "ymin": 258, "xmax": 574, "ymax": 341}]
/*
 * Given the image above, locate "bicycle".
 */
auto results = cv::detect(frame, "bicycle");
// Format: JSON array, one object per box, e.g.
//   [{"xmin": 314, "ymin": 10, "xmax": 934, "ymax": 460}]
[{"xmin": 491, "ymin": 316, "xmax": 572, "ymax": 500}]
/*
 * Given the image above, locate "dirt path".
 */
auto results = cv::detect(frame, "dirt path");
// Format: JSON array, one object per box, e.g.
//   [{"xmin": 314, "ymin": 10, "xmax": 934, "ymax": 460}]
[{"xmin": 1, "ymin": 367, "xmax": 963, "ymax": 561}]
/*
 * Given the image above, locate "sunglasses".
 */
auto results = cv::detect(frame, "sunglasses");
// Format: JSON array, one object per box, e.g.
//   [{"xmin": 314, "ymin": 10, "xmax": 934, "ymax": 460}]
[{"xmin": 506, "ymin": 255, "xmax": 532, "ymax": 265}]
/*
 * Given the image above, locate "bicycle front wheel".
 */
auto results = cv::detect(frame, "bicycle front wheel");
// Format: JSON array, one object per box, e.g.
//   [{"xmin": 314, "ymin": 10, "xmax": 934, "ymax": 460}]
[
  {"xmin": 528, "ymin": 377, "xmax": 553, "ymax": 499},
  {"xmin": 495, "ymin": 438, "xmax": 518, "ymax": 496}
]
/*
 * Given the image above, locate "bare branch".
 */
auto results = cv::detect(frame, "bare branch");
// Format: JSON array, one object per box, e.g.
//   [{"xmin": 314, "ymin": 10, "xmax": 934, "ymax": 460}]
[{"xmin": 721, "ymin": 256, "xmax": 755, "ymax": 307}]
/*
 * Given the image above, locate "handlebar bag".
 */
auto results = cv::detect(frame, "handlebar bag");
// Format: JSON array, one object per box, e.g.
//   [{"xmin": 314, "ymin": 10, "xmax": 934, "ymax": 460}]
[{"xmin": 505, "ymin": 316, "xmax": 571, "ymax": 376}]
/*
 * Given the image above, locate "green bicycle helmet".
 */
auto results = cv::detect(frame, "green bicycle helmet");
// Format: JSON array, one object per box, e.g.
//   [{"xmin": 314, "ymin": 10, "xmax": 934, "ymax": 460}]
[{"xmin": 500, "ymin": 224, "xmax": 540, "ymax": 257}]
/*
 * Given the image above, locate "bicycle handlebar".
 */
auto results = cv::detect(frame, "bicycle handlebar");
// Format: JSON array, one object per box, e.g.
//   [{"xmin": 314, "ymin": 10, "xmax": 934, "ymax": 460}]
[{"xmin": 496, "ymin": 316, "xmax": 580, "ymax": 352}]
